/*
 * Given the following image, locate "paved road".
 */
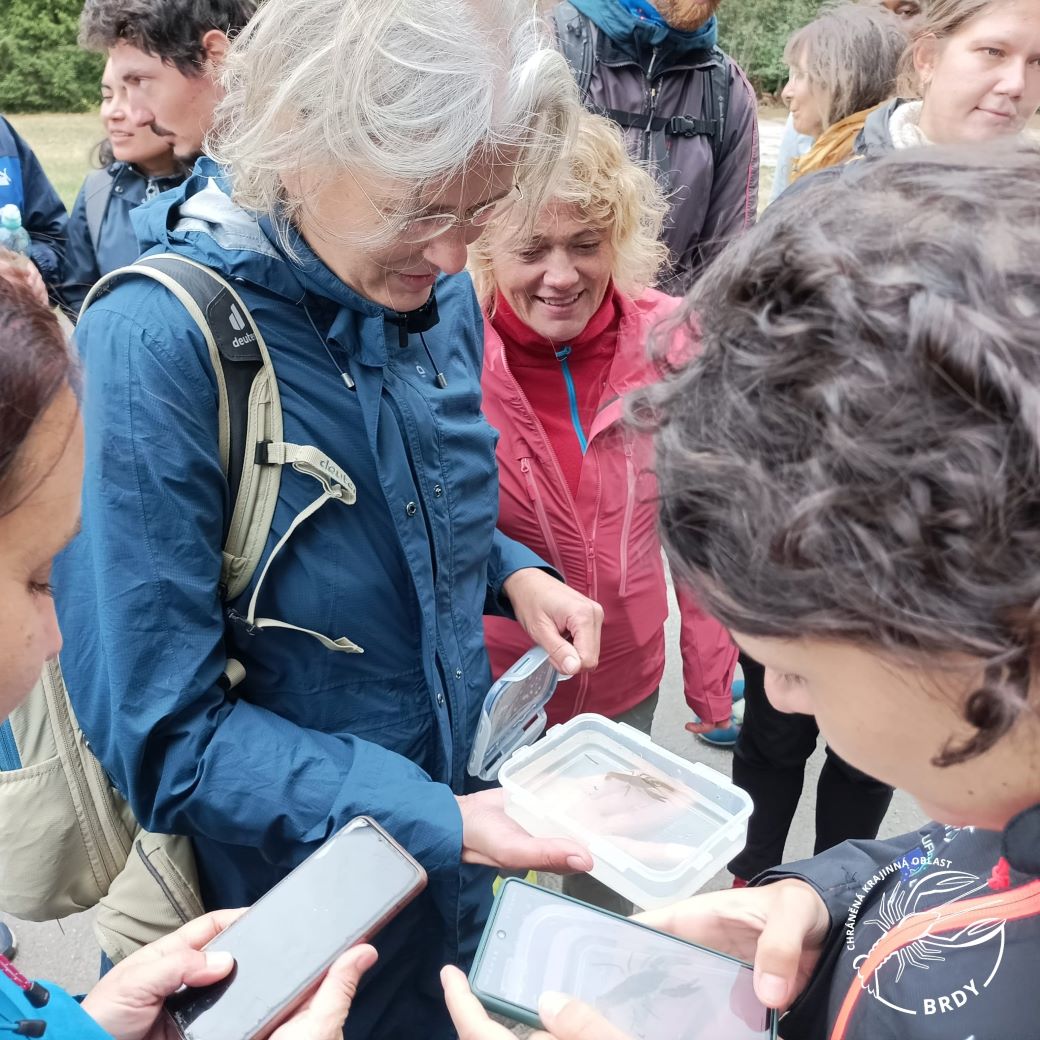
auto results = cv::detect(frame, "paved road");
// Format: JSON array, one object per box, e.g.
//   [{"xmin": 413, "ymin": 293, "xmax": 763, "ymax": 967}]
[
  {"xmin": 0, "ymin": 578, "xmax": 925, "ymax": 997},
  {"xmin": 758, "ymin": 115, "xmax": 787, "ymax": 169}
]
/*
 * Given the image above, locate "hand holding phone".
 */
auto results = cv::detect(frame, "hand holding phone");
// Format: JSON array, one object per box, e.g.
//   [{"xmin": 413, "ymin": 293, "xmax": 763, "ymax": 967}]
[
  {"xmin": 443, "ymin": 965, "xmax": 635, "ymax": 1040},
  {"xmin": 635, "ymin": 879, "xmax": 830, "ymax": 1011},
  {"xmin": 469, "ymin": 880, "xmax": 778, "ymax": 1040},
  {"xmin": 164, "ymin": 816, "xmax": 426, "ymax": 1040}
]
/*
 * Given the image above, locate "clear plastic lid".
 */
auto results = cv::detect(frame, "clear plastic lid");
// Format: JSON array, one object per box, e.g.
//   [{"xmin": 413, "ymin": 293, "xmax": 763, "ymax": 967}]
[{"xmin": 467, "ymin": 647, "xmax": 561, "ymax": 781}]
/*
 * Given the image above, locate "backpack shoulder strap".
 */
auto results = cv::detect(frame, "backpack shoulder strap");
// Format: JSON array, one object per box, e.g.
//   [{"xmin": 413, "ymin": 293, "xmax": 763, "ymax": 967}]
[
  {"xmin": 703, "ymin": 48, "xmax": 731, "ymax": 167},
  {"xmin": 83, "ymin": 169, "xmax": 115, "ymax": 256},
  {"xmin": 552, "ymin": 1, "xmax": 597, "ymax": 103},
  {"xmin": 82, "ymin": 255, "xmax": 363, "ymax": 660}
]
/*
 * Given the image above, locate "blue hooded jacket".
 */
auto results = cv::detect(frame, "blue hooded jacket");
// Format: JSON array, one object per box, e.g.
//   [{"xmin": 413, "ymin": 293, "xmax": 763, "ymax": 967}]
[
  {"xmin": 55, "ymin": 159, "xmax": 547, "ymax": 1038},
  {"xmin": 60, "ymin": 161, "xmax": 187, "ymax": 314}
]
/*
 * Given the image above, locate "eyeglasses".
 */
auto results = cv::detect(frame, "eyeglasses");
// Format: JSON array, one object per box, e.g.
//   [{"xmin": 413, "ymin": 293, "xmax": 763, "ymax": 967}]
[{"xmin": 393, "ymin": 183, "xmax": 524, "ymax": 244}]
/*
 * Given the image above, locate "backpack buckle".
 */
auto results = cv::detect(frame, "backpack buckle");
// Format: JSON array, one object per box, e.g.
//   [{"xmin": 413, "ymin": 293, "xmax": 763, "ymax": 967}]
[
  {"xmin": 227, "ymin": 608, "xmax": 258, "ymax": 636},
  {"xmin": 667, "ymin": 116, "xmax": 710, "ymax": 139}
]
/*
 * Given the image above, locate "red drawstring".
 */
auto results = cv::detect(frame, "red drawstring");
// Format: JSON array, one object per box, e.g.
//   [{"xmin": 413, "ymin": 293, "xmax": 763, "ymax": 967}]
[
  {"xmin": 0, "ymin": 956, "xmax": 48, "ymax": 1008},
  {"xmin": 988, "ymin": 856, "xmax": 1012, "ymax": 892}
]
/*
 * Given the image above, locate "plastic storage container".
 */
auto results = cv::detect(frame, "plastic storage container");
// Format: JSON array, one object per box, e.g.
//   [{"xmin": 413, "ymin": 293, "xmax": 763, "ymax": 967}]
[{"xmin": 499, "ymin": 714, "xmax": 753, "ymax": 909}]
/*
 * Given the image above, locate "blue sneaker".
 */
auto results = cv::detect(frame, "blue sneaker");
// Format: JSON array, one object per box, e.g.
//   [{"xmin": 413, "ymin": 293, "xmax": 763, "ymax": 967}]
[
  {"xmin": 732, "ymin": 676, "xmax": 745, "ymax": 704},
  {"xmin": 694, "ymin": 676, "xmax": 745, "ymax": 749},
  {"xmin": 0, "ymin": 921, "xmax": 17, "ymax": 960}
]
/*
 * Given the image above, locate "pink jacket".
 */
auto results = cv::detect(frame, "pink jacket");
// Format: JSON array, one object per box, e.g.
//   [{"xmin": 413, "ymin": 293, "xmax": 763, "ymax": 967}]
[{"xmin": 482, "ymin": 288, "xmax": 736, "ymax": 726}]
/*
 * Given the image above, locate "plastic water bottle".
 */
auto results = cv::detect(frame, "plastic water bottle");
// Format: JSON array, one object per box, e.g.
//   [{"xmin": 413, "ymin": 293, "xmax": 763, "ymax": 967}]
[{"xmin": 0, "ymin": 204, "xmax": 31, "ymax": 258}]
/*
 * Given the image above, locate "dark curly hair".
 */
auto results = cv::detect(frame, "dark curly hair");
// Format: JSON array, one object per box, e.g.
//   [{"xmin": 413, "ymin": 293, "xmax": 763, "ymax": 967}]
[
  {"xmin": 636, "ymin": 142, "xmax": 1040, "ymax": 768},
  {"xmin": 79, "ymin": 0, "xmax": 256, "ymax": 74}
]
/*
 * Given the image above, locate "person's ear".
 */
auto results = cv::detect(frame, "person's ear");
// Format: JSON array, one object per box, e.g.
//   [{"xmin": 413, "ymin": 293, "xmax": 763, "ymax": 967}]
[
  {"xmin": 200, "ymin": 28, "xmax": 231, "ymax": 72},
  {"xmin": 914, "ymin": 36, "xmax": 940, "ymax": 90}
]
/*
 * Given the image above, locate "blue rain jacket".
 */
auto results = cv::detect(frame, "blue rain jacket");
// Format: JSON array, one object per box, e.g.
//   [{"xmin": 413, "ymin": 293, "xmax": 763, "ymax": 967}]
[
  {"xmin": 56, "ymin": 159, "xmax": 547, "ymax": 1039},
  {"xmin": 0, "ymin": 116, "xmax": 67, "ymax": 286},
  {"xmin": 60, "ymin": 161, "xmax": 187, "ymax": 314}
]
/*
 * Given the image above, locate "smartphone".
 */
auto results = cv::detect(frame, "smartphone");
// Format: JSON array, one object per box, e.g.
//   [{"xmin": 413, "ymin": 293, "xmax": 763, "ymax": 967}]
[
  {"xmin": 164, "ymin": 816, "xmax": 427, "ymax": 1040},
  {"xmin": 470, "ymin": 880, "xmax": 778, "ymax": 1040}
]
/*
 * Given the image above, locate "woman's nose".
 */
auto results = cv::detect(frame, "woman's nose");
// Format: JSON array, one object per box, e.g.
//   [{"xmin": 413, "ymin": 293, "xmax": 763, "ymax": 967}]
[
  {"xmin": 40, "ymin": 602, "xmax": 63, "ymax": 665},
  {"xmin": 423, "ymin": 227, "xmax": 469, "ymax": 276},
  {"xmin": 781, "ymin": 78, "xmax": 794, "ymax": 103},
  {"xmin": 543, "ymin": 255, "xmax": 580, "ymax": 289},
  {"xmin": 997, "ymin": 60, "xmax": 1026, "ymax": 98}
]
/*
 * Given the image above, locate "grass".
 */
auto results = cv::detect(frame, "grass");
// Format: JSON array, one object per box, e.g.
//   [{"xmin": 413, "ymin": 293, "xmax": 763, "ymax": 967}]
[
  {"xmin": 8, "ymin": 108, "xmax": 782, "ymax": 216},
  {"xmin": 8, "ymin": 111, "xmax": 101, "ymax": 210}
]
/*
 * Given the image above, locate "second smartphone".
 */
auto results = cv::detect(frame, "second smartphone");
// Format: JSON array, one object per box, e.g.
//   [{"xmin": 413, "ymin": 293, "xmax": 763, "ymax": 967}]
[
  {"xmin": 164, "ymin": 815, "xmax": 427, "ymax": 1040},
  {"xmin": 470, "ymin": 879, "xmax": 778, "ymax": 1040}
]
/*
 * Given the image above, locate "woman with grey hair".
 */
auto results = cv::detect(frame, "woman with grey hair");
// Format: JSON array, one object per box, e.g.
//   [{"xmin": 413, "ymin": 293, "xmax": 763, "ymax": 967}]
[{"xmin": 55, "ymin": 1, "xmax": 600, "ymax": 1036}]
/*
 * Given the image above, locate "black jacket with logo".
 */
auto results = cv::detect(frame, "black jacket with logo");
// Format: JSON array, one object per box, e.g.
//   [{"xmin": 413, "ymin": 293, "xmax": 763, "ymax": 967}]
[{"xmin": 761, "ymin": 808, "xmax": 1040, "ymax": 1040}]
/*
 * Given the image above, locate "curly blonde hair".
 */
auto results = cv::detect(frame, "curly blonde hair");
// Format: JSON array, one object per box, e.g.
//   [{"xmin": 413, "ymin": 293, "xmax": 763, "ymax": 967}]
[{"xmin": 470, "ymin": 111, "xmax": 670, "ymax": 308}]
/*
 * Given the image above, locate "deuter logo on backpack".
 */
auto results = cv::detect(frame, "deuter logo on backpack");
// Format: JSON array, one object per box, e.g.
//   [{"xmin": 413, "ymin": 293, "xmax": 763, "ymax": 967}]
[{"xmin": 228, "ymin": 303, "xmax": 257, "ymax": 349}]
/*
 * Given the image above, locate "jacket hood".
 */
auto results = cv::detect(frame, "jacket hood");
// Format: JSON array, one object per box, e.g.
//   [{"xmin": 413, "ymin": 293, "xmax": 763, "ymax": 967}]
[
  {"xmin": 855, "ymin": 97, "xmax": 904, "ymax": 158},
  {"xmin": 130, "ymin": 156, "xmax": 388, "ymax": 320},
  {"xmin": 570, "ymin": 0, "xmax": 718, "ymax": 60}
]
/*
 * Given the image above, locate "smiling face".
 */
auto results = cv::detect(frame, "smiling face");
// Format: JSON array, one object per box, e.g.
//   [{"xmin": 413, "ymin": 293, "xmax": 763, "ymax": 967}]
[
  {"xmin": 732, "ymin": 632, "xmax": 1040, "ymax": 831},
  {"xmin": 916, "ymin": 0, "xmax": 1040, "ymax": 143},
  {"xmin": 0, "ymin": 387, "xmax": 82, "ymax": 723},
  {"xmin": 100, "ymin": 59, "xmax": 177, "ymax": 175},
  {"xmin": 293, "ymin": 153, "xmax": 521, "ymax": 313},
  {"xmin": 489, "ymin": 201, "xmax": 616, "ymax": 342},
  {"xmin": 781, "ymin": 53, "xmax": 828, "ymax": 136}
]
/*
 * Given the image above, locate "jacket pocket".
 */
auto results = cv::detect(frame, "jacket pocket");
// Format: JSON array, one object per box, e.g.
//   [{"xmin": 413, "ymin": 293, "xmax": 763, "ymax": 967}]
[
  {"xmin": 0, "ymin": 751, "xmax": 114, "ymax": 917},
  {"xmin": 520, "ymin": 457, "xmax": 566, "ymax": 578},
  {"xmin": 95, "ymin": 833, "xmax": 206, "ymax": 963}
]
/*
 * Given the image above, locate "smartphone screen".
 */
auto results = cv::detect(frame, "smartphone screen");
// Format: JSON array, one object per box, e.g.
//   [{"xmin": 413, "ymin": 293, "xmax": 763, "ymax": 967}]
[
  {"xmin": 165, "ymin": 816, "xmax": 426, "ymax": 1040},
  {"xmin": 471, "ymin": 880, "xmax": 776, "ymax": 1040}
]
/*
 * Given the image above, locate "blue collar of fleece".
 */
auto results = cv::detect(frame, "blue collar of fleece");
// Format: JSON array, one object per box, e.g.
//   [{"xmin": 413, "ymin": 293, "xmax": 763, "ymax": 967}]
[
  {"xmin": 618, "ymin": 0, "xmax": 667, "ymax": 26},
  {"xmin": 570, "ymin": 0, "xmax": 718, "ymax": 53}
]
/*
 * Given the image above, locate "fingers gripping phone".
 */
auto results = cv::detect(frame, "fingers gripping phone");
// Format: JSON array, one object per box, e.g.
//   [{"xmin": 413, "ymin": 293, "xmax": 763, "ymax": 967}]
[
  {"xmin": 470, "ymin": 880, "xmax": 778, "ymax": 1040},
  {"xmin": 164, "ymin": 816, "xmax": 427, "ymax": 1040}
]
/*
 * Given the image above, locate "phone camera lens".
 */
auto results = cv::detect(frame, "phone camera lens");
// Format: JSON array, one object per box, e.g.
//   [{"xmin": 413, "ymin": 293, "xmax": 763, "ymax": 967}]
[{"xmin": 495, "ymin": 930, "xmax": 507, "ymax": 940}]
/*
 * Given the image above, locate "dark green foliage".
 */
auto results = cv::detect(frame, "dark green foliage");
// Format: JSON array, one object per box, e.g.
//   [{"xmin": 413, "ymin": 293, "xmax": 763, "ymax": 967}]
[
  {"xmin": 718, "ymin": 0, "xmax": 826, "ymax": 95},
  {"xmin": 0, "ymin": 0, "xmax": 104, "ymax": 113},
  {"xmin": 0, "ymin": 0, "xmax": 822, "ymax": 112}
]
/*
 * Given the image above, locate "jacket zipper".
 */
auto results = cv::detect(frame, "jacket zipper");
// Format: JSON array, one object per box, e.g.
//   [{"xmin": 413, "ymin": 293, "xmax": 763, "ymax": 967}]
[
  {"xmin": 135, "ymin": 841, "xmax": 192, "ymax": 924},
  {"xmin": 497, "ymin": 347, "xmax": 593, "ymax": 557},
  {"xmin": 520, "ymin": 458, "xmax": 567, "ymax": 577},
  {"xmin": 497, "ymin": 342, "xmax": 598, "ymax": 716},
  {"xmin": 554, "ymin": 346, "xmax": 589, "ymax": 453},
  {"xmin": 643, "ymin": 49, "xmax": 660, "ymax": 164},
  {"xmin": 47, "ymin": 666, "xmax": 128, "ymax": 884},
  {"xmin": 618, "ymin": 439, "xmax": 636, "ymax": 597}
]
